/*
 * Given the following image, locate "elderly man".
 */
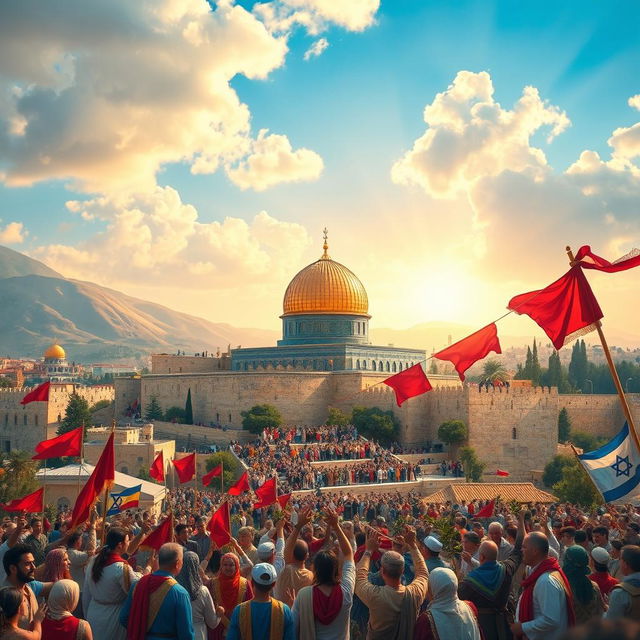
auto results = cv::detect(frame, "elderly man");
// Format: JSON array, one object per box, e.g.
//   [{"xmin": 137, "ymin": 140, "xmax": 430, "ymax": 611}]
[
  {"xmin": 605, "ymin": 544, "xmax": 640, "ymax": 620},
  {"xmin": 511, "ymin": 532, "xmax": 574, "ymax": 640},
  {"xmin": 422, "ymin": 535, "xmax": 450, "ymax": 572},
  {"xmin": 488, "ymin": 521, "xmax": 514, "ymax": 561},
  {"xmin": 459, "ymin": 509, "xmax": 525, "ymax": 640},
  {"xmin": 355, "ymin": 526, "xmax": 428, "ymax": 640},
  {"xmin": 120, "ymin": 542, "xmax": 195, "ymax": 640}
]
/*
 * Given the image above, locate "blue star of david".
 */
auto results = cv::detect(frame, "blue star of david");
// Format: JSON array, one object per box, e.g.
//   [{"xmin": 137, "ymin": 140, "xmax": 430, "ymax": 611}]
[{"xmin": 611, "ymin": 455, "xmax": 633, "ymax": 478}]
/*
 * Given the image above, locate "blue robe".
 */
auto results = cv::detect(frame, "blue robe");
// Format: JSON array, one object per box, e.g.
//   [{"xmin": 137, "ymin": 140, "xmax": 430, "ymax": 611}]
[{"xmin": 120, "ymin": 570, "xmax": 195, "ymax": 640}]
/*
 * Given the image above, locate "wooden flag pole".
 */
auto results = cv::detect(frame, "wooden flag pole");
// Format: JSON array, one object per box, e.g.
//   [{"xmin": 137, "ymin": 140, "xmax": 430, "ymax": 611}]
[
  {"xmin": 566, "ymin": 246, "xmax": 640, "ymax": 452},
  {"xmin": 77, "ymin": 429, "xmax": 85, "ymax": 500},
  {"xmin": 41, "ymin": 460, "xmax": 47, "ymax": 521},
  {"xmin": 220, "ymin": 460, "xmax": 224, "ymax": 494}
]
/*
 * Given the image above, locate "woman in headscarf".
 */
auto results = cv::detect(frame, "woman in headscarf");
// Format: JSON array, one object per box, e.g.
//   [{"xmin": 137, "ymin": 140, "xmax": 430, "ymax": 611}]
[
  {"xmin": 562, "ymin": 545, "xmax": 606, "ymax": 624},
  {"xmin": 41, "ymin": 579, "xmax": 93, "ymax": 640},
  {"xmin": 177, "ymin": 551, "xmax": 222, "ymax": 640},
  {"xmin": 414, "ymin": 567, "xmax": 482, "ymax": 640},
  {"xmin": 208, "ymin": 552, "xmax": 253, "ymax": 639},
  {"xmin": 0, "ymin": 586, "xmax": 46, "ymax": 640},
  {"xmin": 41, "ymin": 548, "xmax": 72, "ymax": 583}
]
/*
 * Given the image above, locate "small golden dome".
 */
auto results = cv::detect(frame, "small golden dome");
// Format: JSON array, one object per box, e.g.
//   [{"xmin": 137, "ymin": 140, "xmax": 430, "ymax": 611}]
[
  {"xmin": 282, "ymin": 231, "xmax": 369, "ymax": 317},
  {"xmin": 44, "ymin": 344, "xmax": 66, "ymax": 359}
]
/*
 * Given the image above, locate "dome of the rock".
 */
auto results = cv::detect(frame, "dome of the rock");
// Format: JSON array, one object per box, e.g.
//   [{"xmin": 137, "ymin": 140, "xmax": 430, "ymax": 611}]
[{"xmin": 44, "ymin": 344, "xmax": 66, "ymax": 360}]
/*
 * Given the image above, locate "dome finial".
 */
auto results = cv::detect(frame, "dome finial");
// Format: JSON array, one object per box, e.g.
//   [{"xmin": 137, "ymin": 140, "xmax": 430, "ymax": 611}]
[{"xmin": 322, "ymin": 227, "xmax": 330, "ymax": 259}]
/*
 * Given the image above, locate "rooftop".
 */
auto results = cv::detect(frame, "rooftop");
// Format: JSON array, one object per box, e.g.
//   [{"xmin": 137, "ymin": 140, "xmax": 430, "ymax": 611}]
[{"xmin": 422, "ymin": 482, "xmax": 557, "ymax": 505}]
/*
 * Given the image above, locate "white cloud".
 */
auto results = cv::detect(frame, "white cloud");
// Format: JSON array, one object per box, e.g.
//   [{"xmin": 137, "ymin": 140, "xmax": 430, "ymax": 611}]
[
  {"xmin": 303, "ymin": 37, "xmax": 328, "ymax": 60},
  {"xmin": 254, "ymin": 0, "xmax": 379, "ymax": 35},
  {"xmin": 33, "ymin": 186, "xmax": 311, "ymax": 290},
  {"xmin": 0, "ymin": 0, "xmax": 377, "ymax": 195},
  {"xmin": 629, "ymin": 95, "xmax": 640, "ymax": 111},
  {"xmin": 225, "ymin": 129, "xmax": 323, "ymax": 190},
  {"xmin": 391, "ymin": 70, "xmax": 570, "ymax": 198},
  {"xmin": 0, "ymin": 222, "xmax": 26, "ymax": 244}
]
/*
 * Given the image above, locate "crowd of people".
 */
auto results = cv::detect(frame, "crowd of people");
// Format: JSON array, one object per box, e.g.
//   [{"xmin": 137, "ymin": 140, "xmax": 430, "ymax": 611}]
[
  {"xmin": 3, "ymin": 489, "xmax": 640, "ymax": 639},
  {"xmin": 232, "ymin": 427, "xmax": 420, "ymax": 492}
]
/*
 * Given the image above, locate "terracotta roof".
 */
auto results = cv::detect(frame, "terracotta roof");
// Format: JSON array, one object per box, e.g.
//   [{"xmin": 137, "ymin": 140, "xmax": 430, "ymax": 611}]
[{"xmin": 422, "ymin": 482, "xmax": 557, "ymax": 505}]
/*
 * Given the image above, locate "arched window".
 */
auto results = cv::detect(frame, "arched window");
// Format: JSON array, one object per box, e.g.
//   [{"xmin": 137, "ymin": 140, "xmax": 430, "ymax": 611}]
[
  {"xmin": 120, "ymin": 466, "xmax": 129, "ymax": 474},
  {"xmin": 512, "ymin": 427, "xmax": 517, "ymax": 440},
  {"xmin": 362, "ymin": 361, "xmax": 367, "ymax": 370},
  {"xmin": 385, "ymin": 362, "xmax": 390, "ymax": 372},
  {"xmin": 372, "ymin": 361, "xmax": 377, "ymax": 371},
  {"xmin": 356, "ymin": 359, "xmax": 361, "ymax": 370},
  {"xmin": 392, "ymin": 362, "xmax": 397, "ymax": 373}
]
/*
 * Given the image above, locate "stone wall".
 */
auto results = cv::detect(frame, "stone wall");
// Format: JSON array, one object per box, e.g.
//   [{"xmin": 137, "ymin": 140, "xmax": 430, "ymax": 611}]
[
  {"xmin": 151, "ymin": 354, "xmax": 230, "ymax": 375},
  {"xmin": 560, "ymin": 394, "xmax": 640, "ymax": 439}
]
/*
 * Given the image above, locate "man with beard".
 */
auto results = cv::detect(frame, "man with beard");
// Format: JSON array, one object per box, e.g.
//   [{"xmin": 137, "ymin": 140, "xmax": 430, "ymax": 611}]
[{"xmin": 3, "ymin": 542, "xmax": 54, "ymax": 628}]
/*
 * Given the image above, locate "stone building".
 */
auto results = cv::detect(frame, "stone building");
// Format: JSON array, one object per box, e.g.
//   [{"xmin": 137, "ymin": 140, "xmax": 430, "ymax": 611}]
[
  {"xmin": 42, "ymin": 344, "xmax": 83, "ymax": 382},
  {"xmin": 0, "ymin": 383, "xmax": 114, "ymax": 454}
]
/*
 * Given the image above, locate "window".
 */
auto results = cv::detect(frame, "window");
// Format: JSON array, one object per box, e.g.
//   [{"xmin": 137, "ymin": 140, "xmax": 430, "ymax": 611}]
[
  {"xmin": 228, "ymin": 413, "xmax": 232, "ymax": 422},
  {"xmin": 137, "ymin": 457, "xmax": 143, "ymax": 463},
  {"xmin": 512, "ymin": 428, "xmax": 517, "ymax": 440},
  {"xmin": 372, "ymin": 361, "xmax": 377, "ymax": 371},
  {"xmin": 34, "ymin": 415, "xmax": 38, "ymax": 426},
  {"xmin": 356, "ymin": 359, "xmax": 360, "ymax": 370},
  {"xmin": 120, "ymin": 466, "xmax": 129, "ymax": 474},
  {"xmin": 23, "ymin": 415, "xmax": 27, "ymax": 426}
]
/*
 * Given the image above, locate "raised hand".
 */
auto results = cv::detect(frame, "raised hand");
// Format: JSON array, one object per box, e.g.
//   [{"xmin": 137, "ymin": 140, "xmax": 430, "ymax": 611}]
[{"xmin": 365, "ymin": 527, "xmax": 380, "ymax": 553}]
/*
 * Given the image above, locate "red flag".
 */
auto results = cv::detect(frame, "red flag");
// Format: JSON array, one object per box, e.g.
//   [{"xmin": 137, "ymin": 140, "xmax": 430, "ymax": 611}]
[
  {"xmin": 172, "ymin": 453, "xmax": 195, "ymax": 484},
  {"xmin": 253, "ymin": 477, "xmax": 277, "ymax": 509},
  {"xmin": 20, "ymin": 381, "xmax": 50, "ymax": 405},
  {"xmin": 383, "ymin": 363, "xmax": 432, "ymax": 406},
  {"xmin": 475, "ymin": 499, "xmax": 495, "ymax": 518},
  {"xmin": 0, "ymin": 487, "xmax": 44, "ymax": 513},
  {"xmin": 207, "ymin": 501, "xmax": 231, "ymax": 548},
  {"xmin": 434, "ymin": 324, "xmax": 502, "ymax": 382},
  {"xmin": 508, "ymin": 266, "xmax": 603, "ymax": 350},
  {"xmin": 277, "ymin": 493, "xmax": 291, "ymax": 510},
  {"xmin": 574, "ymin": 245, "xmax": 640, "ymax": 273},
  {"xmin": 227, "ymin": 471, "xmax": 249, "ymax": 496},
  {"xmin": 496, "ymin": 469, "xmax": 510, "ymax": 477},
  {"xmin": 202, "ymin": 464, "xmax": 222, "ymax": 487},
  {"xmin": 70, "ymin": 433, "xmax": 115, "ymax": 528},
  {"xmin": 140, "ymin": 514, "xmax": 174, "ymax": 551},
  {"xmin": 32, "ymin": 427, "xmax": 83, "ymax": 460},
  {"xmin": 149, "ymin": 451, "xmax": 165, "ymax": 483}
]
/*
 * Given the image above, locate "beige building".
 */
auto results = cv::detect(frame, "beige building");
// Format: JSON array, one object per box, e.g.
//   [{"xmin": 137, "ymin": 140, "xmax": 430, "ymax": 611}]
[
  {"xmin": 0, "ymin": 382, "xmax": 114, "ymax": 454},
  {"xmin": 84, "ymin": 424, "xmax": 175, "ymax": 481},
  {"xmin": 36, "ymin": 463, "xmax": 165, "ymax": 516}
]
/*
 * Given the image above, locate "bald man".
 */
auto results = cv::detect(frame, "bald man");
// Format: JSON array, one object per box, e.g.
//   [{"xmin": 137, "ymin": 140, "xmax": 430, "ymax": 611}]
[{"xmin": 458, "ymin": 509, "xmax": 525, "ymax": 640}]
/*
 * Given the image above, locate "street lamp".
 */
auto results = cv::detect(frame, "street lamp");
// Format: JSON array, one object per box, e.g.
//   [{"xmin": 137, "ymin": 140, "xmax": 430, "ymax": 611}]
[
  {"xmin": 627, "ymin": 377, "xmax": 634, "ymax": 393},
  {"xmin": 585, "ymin": 379, "xmax": 593, "ymax": 394}
]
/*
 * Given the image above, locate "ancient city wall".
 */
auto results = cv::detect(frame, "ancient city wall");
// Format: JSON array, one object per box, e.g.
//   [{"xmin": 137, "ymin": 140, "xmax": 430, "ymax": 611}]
[
  {"xmin": 559, "ymin": 394, "xmax": 639, "ymax": 439},
  {"xmin": 151, "ymin": 354, "xmax": 230, "ymax": 375}
]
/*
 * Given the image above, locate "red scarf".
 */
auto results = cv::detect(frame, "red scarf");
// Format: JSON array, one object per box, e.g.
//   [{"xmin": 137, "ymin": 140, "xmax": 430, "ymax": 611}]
[
  {"xmin": 104, "ymin": 553, "xmax": 128, "ymax": 567},
  {"xmin": 126, "ymin": 574, "xmax": 173, "ymax": 640},
  {"xmin": 313, "ymin": 584, "xmax": 343, "ymax": 625},
  {"xmin": 217, "ymin": 554, "xmax": 242, "ymax": 616},
  {"xmin": 519, "ymin": 558, "xmax": 575, "ymax": 626}
]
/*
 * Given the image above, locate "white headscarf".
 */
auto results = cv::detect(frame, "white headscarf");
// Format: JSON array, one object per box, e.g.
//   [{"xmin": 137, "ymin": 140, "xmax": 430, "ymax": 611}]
[
  {"xmin": 427, "ymin": 568, "xmax": 481, "ymax": 640},
  {"xmin": 47, "ymin": 579, "xmax": 79, "ymax": 620}
]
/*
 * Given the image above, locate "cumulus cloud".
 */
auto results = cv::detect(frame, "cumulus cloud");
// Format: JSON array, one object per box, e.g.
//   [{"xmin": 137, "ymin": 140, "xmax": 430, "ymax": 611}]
[
  {"xmin": 33, "ymin": 186, "xmax": 311, "ymax": 290},
  {"xmin": 391, "ymin": 70, "xmax": 570, "ymax": 198},
  {"xmin": 0, "ymin": 0, "xmax": 378, "ymax": 194},
  {"xmin": 254, "ymin": 0, "xmax": 379, "ymax": 35},
  {"xmin": 0, "ymin": 222, "xmax": 26, "ymax": 244},
  {"xmin": 303, "ymin": 37, "xmax": 328, "ymax": 60},
  {"xmin": 225, "ymin": 129, "xmax": 323, "ymax": 190}
]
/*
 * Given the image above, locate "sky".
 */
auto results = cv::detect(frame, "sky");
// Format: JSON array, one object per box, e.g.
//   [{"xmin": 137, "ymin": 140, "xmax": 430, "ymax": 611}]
[{"xmin": 1, "ymin": 0, "xmax": 640, "ymax": 340}]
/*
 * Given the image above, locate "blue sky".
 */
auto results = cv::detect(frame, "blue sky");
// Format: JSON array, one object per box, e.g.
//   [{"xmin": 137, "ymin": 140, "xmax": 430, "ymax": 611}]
[{"xmin": 1, "ymin": 0, "xmax": 640, "ymax": 335}]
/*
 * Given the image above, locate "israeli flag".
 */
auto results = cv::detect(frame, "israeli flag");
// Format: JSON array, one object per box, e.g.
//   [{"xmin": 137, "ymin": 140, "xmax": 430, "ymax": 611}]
[{"xmin": 578, "ymin": 423, "xmax": 640, "ymax": 502}]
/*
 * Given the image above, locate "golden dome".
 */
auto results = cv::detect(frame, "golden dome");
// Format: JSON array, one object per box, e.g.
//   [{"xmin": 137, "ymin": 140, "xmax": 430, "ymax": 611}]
[
  {"xmin": 282, "ymin": 232, "xmax": 369, "ymax": 317},
  {"xmin": 44, "ymin": 344, "xmax": 66, "ymax": 359}
]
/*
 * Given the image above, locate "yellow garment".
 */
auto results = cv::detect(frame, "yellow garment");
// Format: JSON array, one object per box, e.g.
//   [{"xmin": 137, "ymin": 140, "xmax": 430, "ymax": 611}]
[{"xmin": 238, "ymin": 598, "xmax": 284, "ymax": 640}]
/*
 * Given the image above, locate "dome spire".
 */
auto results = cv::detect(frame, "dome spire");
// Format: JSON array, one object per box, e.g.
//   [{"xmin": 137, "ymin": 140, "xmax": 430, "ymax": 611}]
[{"xmin": 321, "ymin": 227, "xmax": 330, "ymax": 259}]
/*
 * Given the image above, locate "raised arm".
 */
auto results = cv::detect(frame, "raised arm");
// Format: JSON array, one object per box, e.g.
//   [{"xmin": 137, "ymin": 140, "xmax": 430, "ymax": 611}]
[
  {"xmin": 325, "ymin": 508, "xmax": 353, "ymax": 562},
  {"xmin": 284, "ymin": 507, "xmax": 311, "ymax": 564}
]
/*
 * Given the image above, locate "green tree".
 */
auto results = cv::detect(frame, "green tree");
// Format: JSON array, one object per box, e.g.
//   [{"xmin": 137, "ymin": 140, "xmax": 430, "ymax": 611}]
[
  {"xmin": 90, "ymin": 399, "xmax": 111, "ymax": 412},
  {"xmin": 428, "ymin": 360, "xmax": 439, "ymax": 375},
  {"xmin": 0, "ymin": 451, "xmax": 39, "ymax": 514},
  {"xmin": 137, "ymin": 467, "xmax": 152, "ymax": 481},
  {"xmin": 205, "ymin": 451, "xmax": 240, "ymax": 491},
  {"xmin": 542, "ymin": 454, "xmax": 575, "ymax": 488},
  {"xmin": 326, "ymin": 407, "xmax": 350, "ymax": 427},
  {"xmin": 558, "ymin": 408, "xmax": 571, "ymax": 442},
  {"xmin": 459, "ymin": 446, "xmax": 486, "ymax": 482},
  {"xmin": 544, "ymin": 351, "xmax": 572, "ymax": 393},
  {"xmin": 571, "ymin": 431, "xmax": 608, "ymax": 452},
  {"xmin": 553, "ymin": 462, "xmax": 600, "ymax": 508},
  {"xmin": 144, "ymin": 395, "xmax": 164, "ymax": 421},
  {"xmin": 569, "ymin": 339, "xmax": 588, "ymax": 391},
  {"xmin": 351, "ymin": 407, "xmax": 400, "ymax": 445},
  {"xmin": 185, "ymin": 388, "xmax": 193, "ymax": 425},
  {"xmin": 531, "ymin": 339, "xmax": 542, "ymax": 385},
  {"xmin": 241, "ymin": 404, "xmax": 282, "ymax": 434},
  {"xmin": 164, "ymin": 406, "xmax": 187, "ymax": 423},
  {"xmin": 437, "ymin": 420, "xmax": 468, "ymax": 457},
  {"xmin": 482, "ymin": 359, "xmax": 508, "ymax": 383},
  {"xmin": 58, "ymin": 393, "xmax": 92, "ymax": 436}
]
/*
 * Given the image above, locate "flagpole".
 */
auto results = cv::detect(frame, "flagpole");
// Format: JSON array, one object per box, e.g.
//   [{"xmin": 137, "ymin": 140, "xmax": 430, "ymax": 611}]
[
  {"xmin": 41, "ymin": 460, "xmax": 47, "ymax": 521},
  {"xmin": 220, "ymin": 460, "xmax": 224, "ymax": 494},
  {"xmin": 569, "ymin": 442, "xmax": 605, "ymax": 502},
  {"xmin": 100, "ymin": 421, "xmax": 116, "ymax": 546},
  {"xmin": 77, "ymin": 427, "xmax": 84, "ymax": 500},
  {"xmin": 566, "ymin": 246, "xmax": 640, "ymax": 452}
]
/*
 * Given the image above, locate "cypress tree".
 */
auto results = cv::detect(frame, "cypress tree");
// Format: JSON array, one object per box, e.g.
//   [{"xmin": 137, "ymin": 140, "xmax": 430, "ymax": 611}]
[
  {"xmin": 531, "ymin": 338, "xmax": 542, "ymax": 385},
  {"xmin": 185, "ymin": 388, "xmax": 193, "ymax": 425},
  {"xmin": 58, "ymin": 394, "xmax": 92, "ymax": 436},
  {"xmin": 144, "ymin": 395, "xmax": 164, "ymax": 421}
]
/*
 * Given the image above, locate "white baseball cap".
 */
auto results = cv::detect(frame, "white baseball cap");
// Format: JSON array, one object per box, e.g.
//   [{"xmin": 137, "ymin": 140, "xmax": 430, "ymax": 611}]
[{"xmin": 251, "ymin": 562, "xmax": 277, "ymax": 586}]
